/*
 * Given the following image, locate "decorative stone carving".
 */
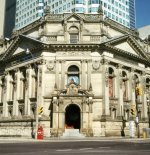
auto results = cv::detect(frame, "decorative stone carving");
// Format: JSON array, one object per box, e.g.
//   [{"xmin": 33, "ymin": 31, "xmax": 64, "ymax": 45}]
[
  {"xmin": 66, "ymin": 83, "xmax": 79, "ymax": 95},
  {"xmin": 92, "ymin": 60, "xmax": 100, "ymax": 70},
  {"xmin": 57, "ymin": 51, "xmax": 90, "ymax": 56},
  {"xmin": 46, "ymin": 60, "xmax": 55, "ymax": 71}
]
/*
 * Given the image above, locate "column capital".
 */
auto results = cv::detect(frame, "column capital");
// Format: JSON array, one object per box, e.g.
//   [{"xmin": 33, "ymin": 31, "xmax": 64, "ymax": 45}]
[
  {"xmin": 130, "ymin": 68, "xmax": 135, "ymax": 73},
  {"xmin": 25, "ymin": 64, "xmax": 32, "ymax": 69},
  {"xmin": 101, "ymin": 59, "xmax": 110, "ymax": 65},
  {"xmin": 14, "ymin": 68, "xmax": 20, "ymax": 73}
]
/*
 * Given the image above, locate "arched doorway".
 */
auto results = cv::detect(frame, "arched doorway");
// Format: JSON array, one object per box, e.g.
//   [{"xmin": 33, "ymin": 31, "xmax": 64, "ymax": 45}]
[{"xmin": 65, "ymin": 104, "xmax": 81, "ymax": 129}]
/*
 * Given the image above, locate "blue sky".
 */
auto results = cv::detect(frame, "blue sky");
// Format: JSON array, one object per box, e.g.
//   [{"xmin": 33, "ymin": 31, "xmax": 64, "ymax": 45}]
[{"xmin": 136, "ymin": 0, "xmax": 150, "ymax": 28}]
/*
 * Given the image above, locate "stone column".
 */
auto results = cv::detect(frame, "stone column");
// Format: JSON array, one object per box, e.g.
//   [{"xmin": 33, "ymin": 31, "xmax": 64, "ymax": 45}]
[
  {"xmin": 37, "ymin": 60, "xmax": 46, "ymax": 116},
  {"xmin": 117, "ymin": 65, "xmax": 124, "ymax": 118},
  {"xmin": 13, "ymin": 69, "xmax": 21, "ymax": 117},
  {"xmin": 64, "ymin": 21, "xmax": 67, "ymax": 43},
  {"xmin": 102, "ymin": 60, "xmax": 110, "ymax": 117},
  {"xmin": 129, "ymin": 69, "xmax": 136, "ymax": 106},
  {"xmin": 0, "ymin": 77, "xmax": 3, "ymax": 103},
  {"xmin": 3, "ymin": 72, "xmax": 10, "ymax": 117},
  {"xmin": 141, "ymin": 73, "xmax": 147, "ymax": 120},
  {"xmin": 52, "ymin": 97, "xmax": 58, "ymax": 135},
  {"xmin": 24, "ymin": 65, "xmax": 33, "ymax": 116}
]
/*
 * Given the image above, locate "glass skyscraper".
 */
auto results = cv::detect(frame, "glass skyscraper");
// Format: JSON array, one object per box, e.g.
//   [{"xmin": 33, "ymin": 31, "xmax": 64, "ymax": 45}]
[
  {"xmin": 15, "ymin": 0, "xmax": 135, "ymax": 30},
  {"xmin": 0, "ymin": 0, "xmax": 16, "ymax": 38}
]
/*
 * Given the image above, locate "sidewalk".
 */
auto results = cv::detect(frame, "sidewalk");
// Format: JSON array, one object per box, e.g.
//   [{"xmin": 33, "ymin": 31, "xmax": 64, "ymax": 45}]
[{"xmin": 0, "ymin": 136, "xmax": 150, "ymax": 143}]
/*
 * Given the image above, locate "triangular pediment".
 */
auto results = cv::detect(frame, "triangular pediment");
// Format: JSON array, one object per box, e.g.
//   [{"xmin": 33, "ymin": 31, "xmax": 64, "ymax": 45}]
[
  {"xmin": 2, "ymin": 35, "xmax": 43, "ymax": 60},
  {"xmin": 64, "ymin": 13, "xmax": 83, "ymax": 22},
  {"xmin": 106, "ymin": 35, "xmax": 149, "ymax": 60},
  {"xmin": 68, "ymin": 16, "xmax": 80, "ymax": 21},
  {"xmin": 114, "ymin": 41, "xmax": 138, "ymax": 56}
]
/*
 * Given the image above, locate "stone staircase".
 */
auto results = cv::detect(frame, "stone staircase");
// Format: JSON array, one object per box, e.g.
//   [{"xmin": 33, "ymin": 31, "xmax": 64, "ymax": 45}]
[{"xmin": 62, "ymin": 129, "xmax": 84, "ymax": 138}]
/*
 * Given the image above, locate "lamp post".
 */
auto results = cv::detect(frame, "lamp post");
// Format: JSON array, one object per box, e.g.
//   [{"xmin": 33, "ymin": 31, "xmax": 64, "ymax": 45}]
[
  {"xmin": 147, "ymin": 100, "xmax": 150, "ymax": 128},
  {"xmin": 25, "ymin": 48, "xmax": 39, "ymax": 139}
]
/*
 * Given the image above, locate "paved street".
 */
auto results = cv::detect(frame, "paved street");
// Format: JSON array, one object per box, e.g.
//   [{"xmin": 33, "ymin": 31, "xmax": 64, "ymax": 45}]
[{"xmin": 0, "ymin": 138, "xmax": 150, "ymax": 155}]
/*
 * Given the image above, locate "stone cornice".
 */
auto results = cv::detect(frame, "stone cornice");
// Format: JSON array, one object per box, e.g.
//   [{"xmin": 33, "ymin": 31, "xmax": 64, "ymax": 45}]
[{"xmin": 43, "ymin": 44, "xmax": 99, "ymax": 51}]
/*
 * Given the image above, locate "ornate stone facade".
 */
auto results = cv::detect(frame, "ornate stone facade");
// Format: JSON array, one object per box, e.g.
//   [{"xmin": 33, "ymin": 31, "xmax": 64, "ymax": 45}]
[{"xmin": 0, "ymin": 12, "xmax": 150, "ymax": 138}]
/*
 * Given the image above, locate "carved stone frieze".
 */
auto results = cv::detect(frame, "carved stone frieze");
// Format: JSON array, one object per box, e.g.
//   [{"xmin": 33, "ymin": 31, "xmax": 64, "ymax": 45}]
[{"xmin": 57, "ymin": 51, "xmax": 90, "ymax": 56}]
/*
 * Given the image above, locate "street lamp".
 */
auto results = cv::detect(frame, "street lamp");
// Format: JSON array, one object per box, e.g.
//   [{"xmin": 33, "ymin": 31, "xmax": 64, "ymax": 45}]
[
  {"xmin": 25, "ymin": 48, "xmax": 39, "ymax": 139},
  {"xmin": 147, "ymin": 99, "xmax": 150, "ymax": 128}
]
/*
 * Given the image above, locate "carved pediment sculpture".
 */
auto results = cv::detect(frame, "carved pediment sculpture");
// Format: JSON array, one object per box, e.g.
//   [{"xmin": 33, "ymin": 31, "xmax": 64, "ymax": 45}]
[{"xmin": 66, "ymin": 83, "xmax": 79, "ymax": 95}]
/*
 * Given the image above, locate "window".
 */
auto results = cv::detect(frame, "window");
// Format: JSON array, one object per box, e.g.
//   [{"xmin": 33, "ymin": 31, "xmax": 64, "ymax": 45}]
[
  {"xmin": 70, "ymin": 34, "xmax": 78, "ymax": 44},
  {"xmin": 69, "ymin": 26, "xmax": 79, "ymax": 43},
  {"xmin": 67, "ymin": 65, "xmax": 80, "ymax": 85}
]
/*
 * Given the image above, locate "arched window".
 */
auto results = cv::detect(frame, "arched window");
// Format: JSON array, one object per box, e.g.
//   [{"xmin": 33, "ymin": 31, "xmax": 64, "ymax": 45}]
[
  {"xmin": 69, "ymin": 26, "xmax": 79, "ymax": 44},
  {"xmin": 67, "ymin": 65, "xmax": 80, "ymax": 85},
  {"xmin": 108, "ymin": 67, "xmax": 115, "ymax": 97}
]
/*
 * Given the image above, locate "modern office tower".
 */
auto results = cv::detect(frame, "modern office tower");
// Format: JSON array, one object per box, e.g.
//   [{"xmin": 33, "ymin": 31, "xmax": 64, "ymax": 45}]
[
  {"xmin": 0, "ymin": 0, "xmax": 16, "ymax": 38},
  {"xmin": 15, "ymin": 0, "xmax": 135, "ymax": 29},
  {"xmin": 45, "ymin": 0, "xmax": 136, "ymax": 28},
  {"xmin": 15, "ymin": 0, "xmax": 45, "ymax": 30},
  {"xmin": 129, "ymin": 0, "xmax": 136, "ymax": 28}
]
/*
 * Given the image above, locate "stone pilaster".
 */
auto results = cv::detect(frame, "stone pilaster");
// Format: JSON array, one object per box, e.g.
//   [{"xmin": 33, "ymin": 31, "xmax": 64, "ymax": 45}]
[
  {"xmin": 81, "ymin": 59, "xmax": 86, "ymax": 89},
  {"xmin": 87, "ymin": 60, "xmax": 92, "ymax": 90},
  {"xmin": 0, "ymin": 77, "xmax": 3, "ymax": 103},
  {"xmin": 61, "ymin": 60, "xmax": 65, "ymax": 89},
  {"xmin": 102, "ymin": 60, "xmax": 110, "ymax": 117},
  {"xmin": 55, "ymin": 60, "xmax": 59, "ymax": 89}
]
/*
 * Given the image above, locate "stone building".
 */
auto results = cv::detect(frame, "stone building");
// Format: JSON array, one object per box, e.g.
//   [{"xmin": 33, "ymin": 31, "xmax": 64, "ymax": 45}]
[{"xmin": 0, "ymin": 12, "xmax": 150, "ymax": 138}]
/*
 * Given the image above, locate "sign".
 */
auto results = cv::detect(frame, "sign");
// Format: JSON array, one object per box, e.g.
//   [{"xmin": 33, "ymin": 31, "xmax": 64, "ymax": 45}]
[
  {"xmin": 38, "ymin": 106, "xmax": 43, "ymax": 115},
  {"xmin": 136, "ymin": 87, "xmax": 142, "ymax": 96}
]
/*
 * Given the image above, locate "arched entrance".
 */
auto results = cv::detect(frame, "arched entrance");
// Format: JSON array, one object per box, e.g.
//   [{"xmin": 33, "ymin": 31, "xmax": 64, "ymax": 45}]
[{"xmin": 65, "ymin": 104, "xmax": 81, "ymax": 129}]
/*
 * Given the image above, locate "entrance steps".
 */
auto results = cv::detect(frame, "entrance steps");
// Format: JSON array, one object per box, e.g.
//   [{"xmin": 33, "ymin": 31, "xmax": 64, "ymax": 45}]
[{"xmin": 62, "ymin": 129, "xmax": 84, "ymax": 138}]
